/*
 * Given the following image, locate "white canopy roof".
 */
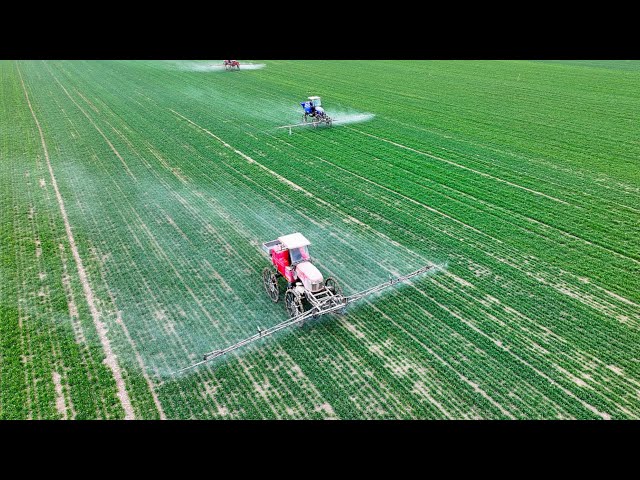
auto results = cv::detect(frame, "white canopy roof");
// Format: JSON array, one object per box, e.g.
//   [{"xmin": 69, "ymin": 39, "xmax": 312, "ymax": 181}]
[
  {"xmin": 308, "ymin": 96, "xmax": 321, "ymax": 100},
  {"xmin": 278, "ymin": 232, "xmax": 311, "ymax": 249}
]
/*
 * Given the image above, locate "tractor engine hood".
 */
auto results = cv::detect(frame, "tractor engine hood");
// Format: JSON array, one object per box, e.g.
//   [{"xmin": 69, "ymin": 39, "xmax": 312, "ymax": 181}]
[{"xmin": 295, "ymin": 261, "xmax": 324, "ymax": 292}]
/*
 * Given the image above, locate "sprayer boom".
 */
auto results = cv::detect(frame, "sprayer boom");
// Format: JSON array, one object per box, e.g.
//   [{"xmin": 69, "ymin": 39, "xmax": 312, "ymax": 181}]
[{"xmin": 175, "ymin": 265, "xmax": 434, "ymax": 374}]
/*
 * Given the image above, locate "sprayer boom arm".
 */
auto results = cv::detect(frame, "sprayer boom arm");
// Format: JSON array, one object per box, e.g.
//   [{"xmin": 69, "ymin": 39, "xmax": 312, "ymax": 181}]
[
  {"xmin": 345, "ymin": 265, "xmax": 433, "ymax": 303},
  {"xmin": 175, "ymin": 265, "xmax": 434, "ymax": 374}
]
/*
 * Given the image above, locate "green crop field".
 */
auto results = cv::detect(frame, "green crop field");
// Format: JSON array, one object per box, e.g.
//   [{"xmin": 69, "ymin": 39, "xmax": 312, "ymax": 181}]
[{"xmin": 1, "ymin": 60, "xmax": 639, "ymax": 419}]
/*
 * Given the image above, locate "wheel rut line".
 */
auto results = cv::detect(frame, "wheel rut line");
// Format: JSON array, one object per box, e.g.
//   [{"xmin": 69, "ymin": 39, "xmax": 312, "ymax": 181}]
[
  {"xmin": 93, "ymin": 253, "xmax": 167, "ymax": 420},
  {"xmin": 265, "ymin": 132, "xmax": 502, "ymax": 243},
  {"xmin": 419, "ymin": 288, "xmax": 612, "ymax": 419},
  {"xmin": 320, "ymin": 262, "xmax": 525, "ymax": 418},
  {"xmin": 346, "ymin": 126, "xmax": 572, "ymax": 206},
  {"xmin": 379, "ymin": 114, "xmax": 640, "ymax": 213},
  {"xmin": 175, "ymin": 110, "xmax": 506, "ymax": 254},
  {"xmin": 44, "ymin": 64, "xmax": 138, "ymax": 181},
  {"xmin": 16, "ymin": 61, "xmax": 135, "ymax": 420},
  {"xmin": 346, "ymin": 127, "xmax": 640, "ymax": 265}
]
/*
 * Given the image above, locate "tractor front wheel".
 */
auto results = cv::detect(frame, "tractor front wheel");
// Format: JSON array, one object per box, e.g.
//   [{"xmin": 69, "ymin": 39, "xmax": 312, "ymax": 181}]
[
  {"xmin": 285, "ymin": 289, "xmax": 304, "ymax": 318},
  {"xmin": 325, "ymin": 277, "xmax": 342, "ymax": 296},
  {"xmin": 263, "ymin": 268, "xmax": 280, "ymax": 302}
]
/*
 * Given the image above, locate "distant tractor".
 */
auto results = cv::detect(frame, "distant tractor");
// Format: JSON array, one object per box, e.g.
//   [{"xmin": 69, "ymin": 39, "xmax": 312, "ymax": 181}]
[
  {"xmin": 300, "ymin": 96, "xmax": 332, "ymax": 127},
  {"xmin": 223, "ymin": 60, "xmax": 240, "ymax": 71}
]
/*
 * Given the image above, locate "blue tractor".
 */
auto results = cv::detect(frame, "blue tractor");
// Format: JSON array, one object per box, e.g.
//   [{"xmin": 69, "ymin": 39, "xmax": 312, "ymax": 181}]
[{"xmin": 300, "ymin": 96, "xmax": 332, "ymax": 127}]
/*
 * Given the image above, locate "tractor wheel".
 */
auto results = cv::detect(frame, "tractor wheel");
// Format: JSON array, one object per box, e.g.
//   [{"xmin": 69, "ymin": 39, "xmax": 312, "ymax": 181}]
[
  {"xmin": 325, "ymin": 277, "xmax": 342, "ymax": 296},
  {"xmin": 262, "ymin": 268, "xmax": 280, "ymax": 302},
  {"xmin": 285, "ymin": 289, "xmax": 304, "ymax": 318},
  {"xmin": 326, "ymin": 117, "xmax": 333, "ymax": 127}
]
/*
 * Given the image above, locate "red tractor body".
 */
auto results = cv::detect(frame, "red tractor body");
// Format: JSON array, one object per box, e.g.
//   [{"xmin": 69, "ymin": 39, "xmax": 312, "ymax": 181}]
[
  {"xmin": 262, "ymin": 233, "xmax": 340, "ymax": 317},
  {"xmin": 223, "ymin": 60, "xmax": 240, "ymax": 70},
  {"xmin": 271, "ymin": 246, "xmax": 294, "ymax": 282},
  {"xmin": 263, "ymin": 233, "xmax": 313, "ymax": 284}
]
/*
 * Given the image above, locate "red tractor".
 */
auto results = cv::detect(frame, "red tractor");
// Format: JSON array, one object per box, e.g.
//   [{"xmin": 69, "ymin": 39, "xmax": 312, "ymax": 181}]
[
  {"xmin": 223, "ymin": 60, "xmax": 240, "ymax": 71},
  {"xmin": 262, "ymin": 233, "xmax": 342, "ymax": 318}
]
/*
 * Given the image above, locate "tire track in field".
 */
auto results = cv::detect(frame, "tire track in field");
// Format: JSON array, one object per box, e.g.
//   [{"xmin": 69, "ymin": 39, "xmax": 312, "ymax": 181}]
[
  {"xmin": 16, "ymin": 62, "xmax": 135, "ymax": 419},
  {"xmin": 66, "ymin": 92, "xmax": 220, "ymax": 417},
  {"xmin": 19, "ymin": 64, "xmax": 116, "ymax": 418},
  {"xmin": 62, "ymin": 140, "xmax": 227, "ymax": 417},
  {"xmin": 345, "ymin": 126, "xmax": 573, "ymax": 206},
  {"xmin": 27, "ymin": 172, "xmax": 78, "ymax": 419},
  {"xmin": 346, "ymin": 127, "xmax": 640, "ymax": 266},
  {"xmin": 41, "ymin": 83, "xmax": 135, "ymax": 417},
  {"xmin": 380, "ymin": 115, "xmax": 640, "ymax": 214},
  {"xmin": 45, "ymin": 64, "xmax": 137, "ymax": 181},
  {"xmin": 92, "ymin": 251, "xmax": 167, "ymax": 419},
  {"xmin": 24, "ymin": 65, "xmax": 127, "ymax": 418},
  {"xmin": 171, "ymin": 110, "xmax": 501, "ymax": 244},
  {"xmin": 48, "ymin": 70, "xmax": 190, "ymax": 417},
  {"xmin": 42, "ymin": 74, "xmax": 171, "ymax": 417}
]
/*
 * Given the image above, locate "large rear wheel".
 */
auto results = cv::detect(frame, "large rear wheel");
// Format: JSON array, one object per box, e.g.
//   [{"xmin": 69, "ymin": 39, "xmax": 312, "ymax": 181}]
[
  {"xmin": 262, "ymin": 268, "xmax": 279, "ymax": 302},
  {"xmin": 285, "ymin": 289, "xmax": 304, "ymax": 318}
]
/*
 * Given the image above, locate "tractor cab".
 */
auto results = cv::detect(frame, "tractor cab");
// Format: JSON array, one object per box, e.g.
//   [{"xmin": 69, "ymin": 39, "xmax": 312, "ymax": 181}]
[
  {"xmin": 299, "ymin": 95, "xmax": 332, "ymax": 127},
  {"xmin": 278, "ymin": 233, "xmax": 311, "ymax": 265},
  {"xmin": 308, "ymin": 96, "xmax": 322, "ymax": 107},
  {"xmin": 262, "ymin": 233, "xmax": 318, "ymax": 287}
]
